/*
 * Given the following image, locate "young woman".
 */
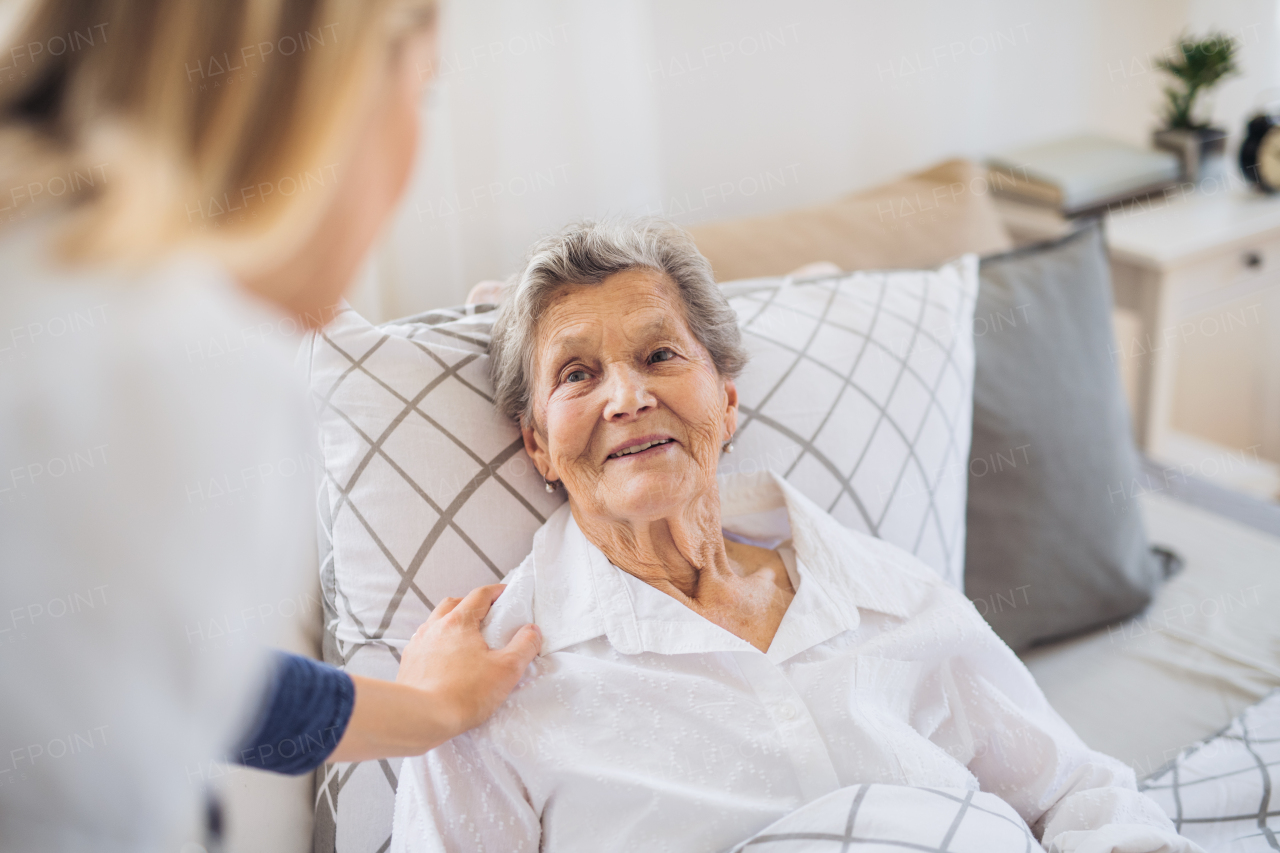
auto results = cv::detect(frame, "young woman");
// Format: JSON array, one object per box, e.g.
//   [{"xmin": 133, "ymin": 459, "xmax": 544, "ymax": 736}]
[{"xmin": 0, "ymin": 2, "xmax": 537, "ymax": 850}]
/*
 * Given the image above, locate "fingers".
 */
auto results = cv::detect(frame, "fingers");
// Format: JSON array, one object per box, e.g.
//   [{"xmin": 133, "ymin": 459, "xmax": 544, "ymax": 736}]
[
  {"xmin": 500, "ymin": 623, "xmax": 542, "ymax": 671},
  {"xmin": 453, "ymin": 583, "xmax": 507, "ymax": 623},
  {"xmin": 427, "ymin": 596, "xmax": 462, "ymax": 622},
  {"xmin": 429, "ymin": 583, "xmax": 504, "ymax": 622}
]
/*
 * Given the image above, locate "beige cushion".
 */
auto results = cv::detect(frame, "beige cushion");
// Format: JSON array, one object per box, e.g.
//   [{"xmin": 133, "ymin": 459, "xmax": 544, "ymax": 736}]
[{"xmin": 688, "ymin": 159, "xmax": 1013, "ymax": 281}]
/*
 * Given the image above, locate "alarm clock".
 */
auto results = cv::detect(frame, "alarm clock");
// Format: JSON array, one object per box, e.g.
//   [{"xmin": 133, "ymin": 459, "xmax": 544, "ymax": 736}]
[{"xmin": 1240, "ymin": 112, "xmax": 1280, "ymax": 191}]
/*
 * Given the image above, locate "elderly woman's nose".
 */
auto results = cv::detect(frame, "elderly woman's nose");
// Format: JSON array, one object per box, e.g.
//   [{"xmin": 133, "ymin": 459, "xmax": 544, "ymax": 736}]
[{"xmin": 601, "ymin": 364, "xmax": 656, "ymax": 419}]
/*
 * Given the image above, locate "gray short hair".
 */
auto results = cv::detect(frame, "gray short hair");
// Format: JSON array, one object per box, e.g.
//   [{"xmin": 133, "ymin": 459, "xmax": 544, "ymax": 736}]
[{"xmin": 489, "ymin": 217, "xmax": 749, "ymax": 428}]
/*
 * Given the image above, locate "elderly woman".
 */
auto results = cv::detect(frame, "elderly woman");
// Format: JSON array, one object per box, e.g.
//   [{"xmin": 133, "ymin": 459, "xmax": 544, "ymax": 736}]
[{"xmin": 391, "ymin": 219, "xmax": 1196, "ymax": 853}]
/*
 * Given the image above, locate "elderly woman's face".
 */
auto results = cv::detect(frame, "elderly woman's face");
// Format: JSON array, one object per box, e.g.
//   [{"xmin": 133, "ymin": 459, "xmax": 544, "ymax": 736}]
[{"xmin": 523, "ymin": 269, "xmax": 738, "ymax": 522}]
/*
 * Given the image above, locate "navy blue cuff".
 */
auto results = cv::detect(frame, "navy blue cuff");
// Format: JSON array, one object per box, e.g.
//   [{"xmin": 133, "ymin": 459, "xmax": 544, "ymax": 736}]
[{"xmin": 233, "ymin": 652, "xmax": 355, "ymax": 775}]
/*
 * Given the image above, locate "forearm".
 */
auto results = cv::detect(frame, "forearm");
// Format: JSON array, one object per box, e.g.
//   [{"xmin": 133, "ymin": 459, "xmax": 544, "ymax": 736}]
[
  {"xmin": 328, "ymin": 675, "xmax": 456, "ymax": 763},
  {"xmin": 237, "ymin": 586, "xmax": 537, "ymax": 770},
  {"xmin": 234, "ymin": 652, "xmax": 355, "ymax": 774}
]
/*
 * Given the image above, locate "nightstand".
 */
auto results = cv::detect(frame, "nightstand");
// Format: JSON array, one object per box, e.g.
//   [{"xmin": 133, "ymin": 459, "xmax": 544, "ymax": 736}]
[{"xmin": 996, "ymin": 188, "xmax": 1280, "ymax": 500}]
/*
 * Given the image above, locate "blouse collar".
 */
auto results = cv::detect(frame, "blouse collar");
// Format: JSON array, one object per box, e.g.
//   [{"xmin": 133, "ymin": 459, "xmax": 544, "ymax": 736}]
[{"xmin": 527, "ymin": 469, "xmax": 937, "ymax": 664}]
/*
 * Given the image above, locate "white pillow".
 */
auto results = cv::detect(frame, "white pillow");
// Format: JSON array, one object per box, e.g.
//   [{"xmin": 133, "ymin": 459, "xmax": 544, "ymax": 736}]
[
  {"xmin": 308, "ymin": 305, "xmax": 566, "ymax": 853},
  {"xmin": 311, "ymin": 306, "xmax": 564, "ymax": 653},
  {"xmin": 305, "ymin": 257, "xmax": 978, "ymax": 853},
  {"xmin": 720, "ymin": 256, "xmax": 977, "ymax": 588}
]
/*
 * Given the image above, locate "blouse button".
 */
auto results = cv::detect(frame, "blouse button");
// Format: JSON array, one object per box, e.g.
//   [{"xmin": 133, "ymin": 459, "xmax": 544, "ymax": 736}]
[{"xmin": 779, "ymin": 702, "xmax": 797, "ymax": 721}]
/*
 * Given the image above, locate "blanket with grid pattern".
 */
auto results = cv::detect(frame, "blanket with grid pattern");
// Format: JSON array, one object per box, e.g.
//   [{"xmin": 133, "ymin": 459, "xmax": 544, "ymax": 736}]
[
  {"xmin": 723, "ymin": 785, "xmax": 1042, "ymax": 853},
  {"xmin": 1141, "ymin": 689, "xmax": 1280, "ymax": 851}
]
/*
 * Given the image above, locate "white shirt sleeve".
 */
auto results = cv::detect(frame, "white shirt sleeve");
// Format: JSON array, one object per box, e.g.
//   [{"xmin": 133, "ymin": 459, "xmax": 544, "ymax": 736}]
[
  {"xmin": 924, "ymin": 593, "xmax": 1204, "ymax": 853},
  {"xmin": 392, "ymin": 734, "xmax": 541, "ymax": 853}
]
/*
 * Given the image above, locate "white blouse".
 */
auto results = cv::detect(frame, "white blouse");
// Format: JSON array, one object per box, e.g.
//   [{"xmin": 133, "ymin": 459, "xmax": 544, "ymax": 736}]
[
  {"xmin": 0, "ymin": 220, "xmax": 317, "ymax": 852},
  {"xmin": 392, "ymin": 469, "xmax": 1195, "ymax": 853}
]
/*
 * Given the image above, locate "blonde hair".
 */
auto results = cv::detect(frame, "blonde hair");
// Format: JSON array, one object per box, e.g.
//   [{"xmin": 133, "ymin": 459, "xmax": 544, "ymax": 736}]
[{"xmin": 0, "ymin": 0, "xmax": 434, "ymax": 271}]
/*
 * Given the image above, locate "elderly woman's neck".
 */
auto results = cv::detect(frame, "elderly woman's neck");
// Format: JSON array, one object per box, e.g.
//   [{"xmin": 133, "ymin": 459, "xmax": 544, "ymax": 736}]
[
  {"xmin": 574, "ymin": 495, "xmax": 733, "ymax": 600},
  {"xmin": 570, "ymin": 494, "xmax": 795, "ymax": 653}
]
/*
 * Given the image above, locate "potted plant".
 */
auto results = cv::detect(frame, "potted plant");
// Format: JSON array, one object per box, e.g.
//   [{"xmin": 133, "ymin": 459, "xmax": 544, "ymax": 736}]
[{"xmin": 1152, "ymin": 32, "xmax": 1238, "ymax": 181}]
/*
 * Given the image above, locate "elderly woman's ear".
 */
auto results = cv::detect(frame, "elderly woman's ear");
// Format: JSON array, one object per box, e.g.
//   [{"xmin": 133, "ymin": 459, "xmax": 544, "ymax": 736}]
[
  {"xmin": 721, "ymin": 378, "xmax": 740, "ymax": 445},
  {"xmin": 522, "ymin": 418, "xmax": 557, "ymax": 485}
]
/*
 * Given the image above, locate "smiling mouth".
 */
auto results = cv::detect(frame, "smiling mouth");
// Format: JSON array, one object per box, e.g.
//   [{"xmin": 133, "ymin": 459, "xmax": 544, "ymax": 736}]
[{"xmin": 607, "ymin": 438, "xmax": 675, "ymax": 459}]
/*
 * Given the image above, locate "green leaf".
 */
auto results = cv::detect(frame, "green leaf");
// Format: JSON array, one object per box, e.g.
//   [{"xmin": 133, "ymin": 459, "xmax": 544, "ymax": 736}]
[{"xmin": 1154, "ymin": 31, "xmax": 1239, "ymax": 129}]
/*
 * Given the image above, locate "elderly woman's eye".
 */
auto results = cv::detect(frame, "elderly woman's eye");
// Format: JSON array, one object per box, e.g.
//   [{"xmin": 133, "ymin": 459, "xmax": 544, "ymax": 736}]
[
  {"xmin": 650, "ymin": 349, "xmax": 675, "ymax": 364},
  {"xmin": 565, "ymin": 369, "xmax": 589, "ymax": 383}
]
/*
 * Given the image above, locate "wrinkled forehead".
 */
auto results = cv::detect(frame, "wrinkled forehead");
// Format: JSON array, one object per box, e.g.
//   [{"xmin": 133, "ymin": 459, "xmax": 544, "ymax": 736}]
[{"xmin": 533, "ymin": 270, "xmax": 693, "ymax": 370}]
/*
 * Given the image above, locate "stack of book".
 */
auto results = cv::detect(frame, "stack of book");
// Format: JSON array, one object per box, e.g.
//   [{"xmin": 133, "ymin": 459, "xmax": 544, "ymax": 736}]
[{"xmin": 987, "ymin": 135, "xmax": 1181, "ymax": 218}]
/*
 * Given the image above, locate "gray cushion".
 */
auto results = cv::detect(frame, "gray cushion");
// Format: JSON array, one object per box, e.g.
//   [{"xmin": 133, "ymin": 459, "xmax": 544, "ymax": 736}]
[{"xmin": 964, "ymin": 222, "xmax": 1166, "ymax": 650}]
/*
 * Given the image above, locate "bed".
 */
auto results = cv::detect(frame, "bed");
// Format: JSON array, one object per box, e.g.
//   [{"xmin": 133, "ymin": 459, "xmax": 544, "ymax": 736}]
[
  {"xmin": 211, "ymin": 159, "xmax": 1280, "ymax": 853},
  {"xmin": 1023, "ymin": 490, "xmax": 1280, "ymax": 779}
]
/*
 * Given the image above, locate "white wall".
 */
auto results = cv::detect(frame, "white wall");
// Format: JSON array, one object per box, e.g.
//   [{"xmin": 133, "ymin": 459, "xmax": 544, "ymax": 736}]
[{"xmin": 358, "ymin": 0, "xmax": 1279, "ymax": 320}]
